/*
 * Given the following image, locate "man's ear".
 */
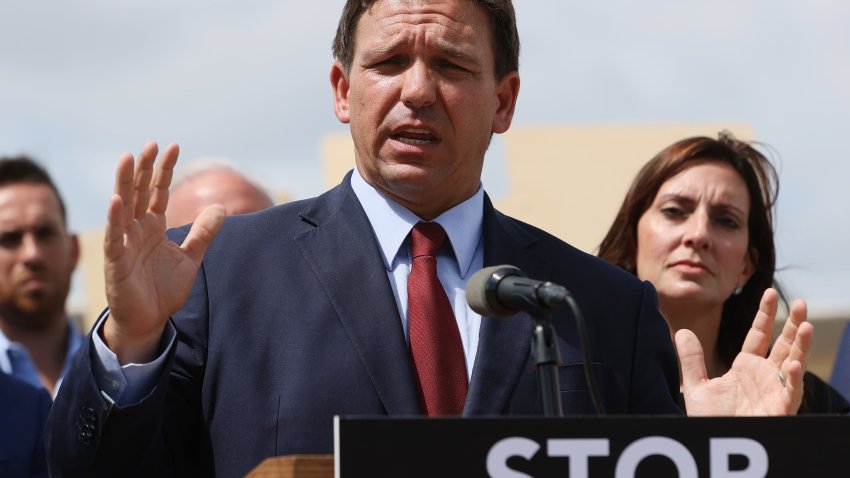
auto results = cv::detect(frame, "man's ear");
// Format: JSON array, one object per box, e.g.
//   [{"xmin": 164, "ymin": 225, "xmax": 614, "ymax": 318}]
[
  {"xmin": 331, "ymin": 61, "xmax": 351, "ymax": 124},
  {"xmin": 69, "ymin": 233, "xmax": 80, "ymax": 270},
  {"xmin": 492, "ymin": 72, "xmax": 520, "ymax": 134}
]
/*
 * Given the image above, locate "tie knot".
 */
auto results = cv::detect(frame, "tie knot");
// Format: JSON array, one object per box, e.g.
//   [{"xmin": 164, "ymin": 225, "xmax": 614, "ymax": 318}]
[{"xmin": 411, "ymin": 222, "xmax": 447, "ymax": 258}]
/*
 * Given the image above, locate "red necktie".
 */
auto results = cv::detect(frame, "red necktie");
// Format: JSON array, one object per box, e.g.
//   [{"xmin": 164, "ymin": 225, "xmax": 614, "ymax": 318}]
[{"xmin": 408, "ymin": 222, "xmax": 468, "ymax": 416}]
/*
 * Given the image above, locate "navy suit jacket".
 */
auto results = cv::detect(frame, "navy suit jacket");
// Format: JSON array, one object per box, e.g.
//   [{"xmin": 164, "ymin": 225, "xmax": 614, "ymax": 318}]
[
  {"xmin": 46, "ymin": 173, "xmax": 680, "ymax": 477},
  {"xmin": 0, "ymin": 373, "xmax": 51, "ymax": 478}
]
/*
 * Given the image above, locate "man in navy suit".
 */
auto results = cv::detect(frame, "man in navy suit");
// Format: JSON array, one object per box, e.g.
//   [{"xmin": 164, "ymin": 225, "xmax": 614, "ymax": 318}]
[
  {"xmin": 0, "ymin": 371, "xmax": 50, "ymax": 478},
  {"xmin": 46, "ymin": 0, "xmax": 812, "ymax": 476}
]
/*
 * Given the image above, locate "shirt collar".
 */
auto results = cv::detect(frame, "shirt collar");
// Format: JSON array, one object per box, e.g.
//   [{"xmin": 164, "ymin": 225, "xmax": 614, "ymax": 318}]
[
  {"xmin": 350, "ymin": 169, "xmax": 484, "ymax": 278},
  {"xmin": 0, "ymin": 327, "xmax": 13, "ymax": 374},
  {"xmin": 0, "ymin": 317, "xmax": 83, "ymax": 375}
]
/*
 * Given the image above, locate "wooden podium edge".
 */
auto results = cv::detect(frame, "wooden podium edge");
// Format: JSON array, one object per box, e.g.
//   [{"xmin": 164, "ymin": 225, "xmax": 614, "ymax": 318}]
[{"xmin": 245, "ymin": 454, "xmax": 334, "ymax": 478}]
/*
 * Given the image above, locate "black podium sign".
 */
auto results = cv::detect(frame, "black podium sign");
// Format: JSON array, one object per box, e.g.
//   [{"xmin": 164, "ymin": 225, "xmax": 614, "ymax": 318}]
[{"xmin": 334, "ymin": 415, "xmax": 850, "ymax": 477}]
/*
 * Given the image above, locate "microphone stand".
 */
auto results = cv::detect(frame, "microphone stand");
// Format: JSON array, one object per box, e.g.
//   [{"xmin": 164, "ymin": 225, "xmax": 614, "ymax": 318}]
[{"xmin": 530, "ymin": 310, "xmax": 563, "ymax": 417}]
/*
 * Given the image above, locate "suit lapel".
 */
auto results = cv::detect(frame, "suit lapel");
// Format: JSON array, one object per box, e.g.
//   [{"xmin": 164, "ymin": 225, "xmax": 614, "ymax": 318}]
[
  {"xmin": 294, "ymin": 174, "xmax": 421, "ymax": 415},
  {"xmin": 294, "ymin": 181, "xmax": 552, "ymax": 416},
  {"xmin": 465, "ymin": 195, "xmax": 554, "ymax": 414}
]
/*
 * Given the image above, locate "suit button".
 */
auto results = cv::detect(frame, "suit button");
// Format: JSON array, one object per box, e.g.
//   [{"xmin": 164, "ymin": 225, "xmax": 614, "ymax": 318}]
[{"xmin": 77, "ymin": 403, "xmax": 98, "ymax": 446}]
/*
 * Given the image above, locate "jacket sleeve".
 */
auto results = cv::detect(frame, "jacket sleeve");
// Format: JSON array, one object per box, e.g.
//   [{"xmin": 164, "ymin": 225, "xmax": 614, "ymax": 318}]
[{"xmin": 46, "ymin": 255, "xmax": 213, "ymax": 477}]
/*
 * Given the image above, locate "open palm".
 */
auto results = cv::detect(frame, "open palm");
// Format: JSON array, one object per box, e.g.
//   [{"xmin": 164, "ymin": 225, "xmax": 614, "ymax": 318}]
[
  {"xmin": 680, "ymin": 288, "xmax": 811, "ymax": 416},
  {"xmin": 102, "ymin": 141, "xmax": 224, "ymax": 364}
]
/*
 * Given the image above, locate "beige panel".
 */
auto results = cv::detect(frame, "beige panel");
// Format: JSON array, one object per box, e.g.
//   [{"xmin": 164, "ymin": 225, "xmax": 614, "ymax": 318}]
[
  {"xmin": 276, "ymin": 191, "xmax": 291, "ymax": 205},
  {"xmin": 321, "ymin": 132, "xmax": 355, "ymax": 189},
  {"xmin": 497, "ymin": 124, "xmax": 753, "ymax": 254},
  {"xmin": 78, "ymin": 228, "xmax": 107, "ymax": 333}
]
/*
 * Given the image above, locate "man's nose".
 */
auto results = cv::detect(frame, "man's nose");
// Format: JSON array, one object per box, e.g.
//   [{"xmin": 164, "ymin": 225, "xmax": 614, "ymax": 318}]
[
  {"xmin": 20, "ymin": 233, "xmax": 46, "ymax": 265},
  {"xmin": 401, "ymin": 61, "xmax": 436, "ymax": 110}
]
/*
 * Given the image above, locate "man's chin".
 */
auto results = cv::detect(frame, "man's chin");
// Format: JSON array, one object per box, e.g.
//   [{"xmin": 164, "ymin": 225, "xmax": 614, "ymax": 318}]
[
  {"xmin": 373, "ymin": 167, "xmax": 444, "ymax": 195},
  {"xmin": 3, "ymin": 298, "xmax": 63, "ymax": 328}
]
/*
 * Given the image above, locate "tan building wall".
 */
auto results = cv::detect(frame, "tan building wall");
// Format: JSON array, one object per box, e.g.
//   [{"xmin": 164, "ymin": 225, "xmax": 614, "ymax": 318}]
[{"xmin": 74, "ymin": 228, "xmax": 106, "ymax": 333}]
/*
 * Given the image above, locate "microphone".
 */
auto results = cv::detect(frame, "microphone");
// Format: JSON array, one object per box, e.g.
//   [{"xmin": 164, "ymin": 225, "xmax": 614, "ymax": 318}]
[
  {"xmin": 465, "ymin": 264, "xmax": 606, "ymax": 416},
  {"xmin": 465, "ymin": 265, "xmax": 571, "ymax": 318}
]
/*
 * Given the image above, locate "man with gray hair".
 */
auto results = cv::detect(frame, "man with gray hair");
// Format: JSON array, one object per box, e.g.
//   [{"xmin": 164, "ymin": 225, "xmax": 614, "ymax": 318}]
[{"xmin": 165, "ymin": 157, "xmax": 275, "ymax": 228}]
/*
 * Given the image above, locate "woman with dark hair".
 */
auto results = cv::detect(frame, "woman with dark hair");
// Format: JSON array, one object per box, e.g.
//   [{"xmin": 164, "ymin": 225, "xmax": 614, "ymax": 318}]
[{"xmin": 598, "ymin": 131, "xmax": 848, "ymax": 414}]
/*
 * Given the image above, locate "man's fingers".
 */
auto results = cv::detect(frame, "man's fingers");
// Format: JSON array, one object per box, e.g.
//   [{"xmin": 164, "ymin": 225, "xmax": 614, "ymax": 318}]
[
  {"xmin": 149, "ymin": 143, "xmax": 180, "ymax": 215},
  {"xmin": 114, "ymin": 152, "xmax": 137, "ymax": 230},
  {"xmin": 106, "ymin": 141, "xmax": 166, "ymax": 263},
  {"xmin": 676, "ymin": 329, "xmax": 708, "ymax": 392},
  {"xmin": 180, "ymin": 204, "xmax": 225, "ymax": 265},
  {"xmin": 740, "ymin": 288, "xmax": 778, "ymax": 357},
  {"xmin": 104, "ymin": 194, "xmax": 126, "ymax": 262},
  {"xmin": 133, "ymin": 144, "xmax": 158, "ymax": 220}
]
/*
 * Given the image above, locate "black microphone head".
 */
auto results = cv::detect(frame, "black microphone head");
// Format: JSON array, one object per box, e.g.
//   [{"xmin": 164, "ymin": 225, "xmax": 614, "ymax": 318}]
[{"xmin": 465, "ymin": 265, "xmax": 524, "ymax": 318}]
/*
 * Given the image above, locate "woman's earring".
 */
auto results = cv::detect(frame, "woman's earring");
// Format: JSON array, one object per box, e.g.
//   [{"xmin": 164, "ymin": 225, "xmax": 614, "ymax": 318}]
[{"xmin": 733, "ymin": 285, "xmax": 743, "ymax": 296}]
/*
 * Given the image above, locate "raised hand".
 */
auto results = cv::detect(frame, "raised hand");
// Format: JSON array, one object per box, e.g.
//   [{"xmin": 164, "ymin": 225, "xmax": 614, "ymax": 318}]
[
  {"xmin": 679, "ymin": 288, "xmax": 812, "ymax": 416},
  {"xmin": 102, "ymin": 141, "xmax": 225, "ymax": 364}
]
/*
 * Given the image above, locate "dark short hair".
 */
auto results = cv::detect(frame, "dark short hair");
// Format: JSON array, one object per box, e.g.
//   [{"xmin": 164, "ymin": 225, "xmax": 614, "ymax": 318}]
[
  {"xmin": 332, "ymin": 0, "xmax": 520, "ymax": 79},
  {"xmin": 0, "ymin": 156, "xmax": 68, "ymax": 225},
  {"xmin": 597, "ymin": 131, "xmax": 779, "ymax": 369}
]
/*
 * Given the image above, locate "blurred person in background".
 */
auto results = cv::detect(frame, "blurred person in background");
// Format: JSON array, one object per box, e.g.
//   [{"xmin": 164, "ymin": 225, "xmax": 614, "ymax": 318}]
[
  {"xmin": 0, "ymin": 372, "xmax": 51, "ymax": 477},
  {"xmin": 0, "ymin": 156, "xmax": 81, "ymax": 399},
  {"xmin": 598, "ymin": 131, "xmax": 848, "ymax": 414},
  {"xmin": 166, "ymin": 157, "xmax": 275, "ymax": 228}
]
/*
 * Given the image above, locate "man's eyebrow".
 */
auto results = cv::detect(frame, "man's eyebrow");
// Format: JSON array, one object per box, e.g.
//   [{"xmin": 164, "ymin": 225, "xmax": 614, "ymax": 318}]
[
  {"xmin": 360, "ymin": 42, "xmax": 400, "ymax": 64},
  {"xmin": 433, "ymin": 38, "xmax": 479, "ymax": 64},
  {"xmin": 359, "ymin": 33, "xmax": 416, "ymax": 63},
  {"xmin": 359, "ymin": 37, "xmax": 480, "ymax": 66}
]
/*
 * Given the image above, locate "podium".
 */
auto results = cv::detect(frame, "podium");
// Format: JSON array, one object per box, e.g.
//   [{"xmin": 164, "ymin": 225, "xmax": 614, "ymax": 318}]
[
  {"xmin": 247, "ymin": 415, "xmax": 850, "ymax": 477},
  {"xmin": 246, "ymin": 455, "xmax": 333, "ymax": 478}
]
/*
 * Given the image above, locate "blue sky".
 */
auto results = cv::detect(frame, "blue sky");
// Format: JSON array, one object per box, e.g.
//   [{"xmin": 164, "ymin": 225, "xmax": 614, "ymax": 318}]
[{"xmin": 1, "ymin": 1, "xmax": 847, "ymax": 313}]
